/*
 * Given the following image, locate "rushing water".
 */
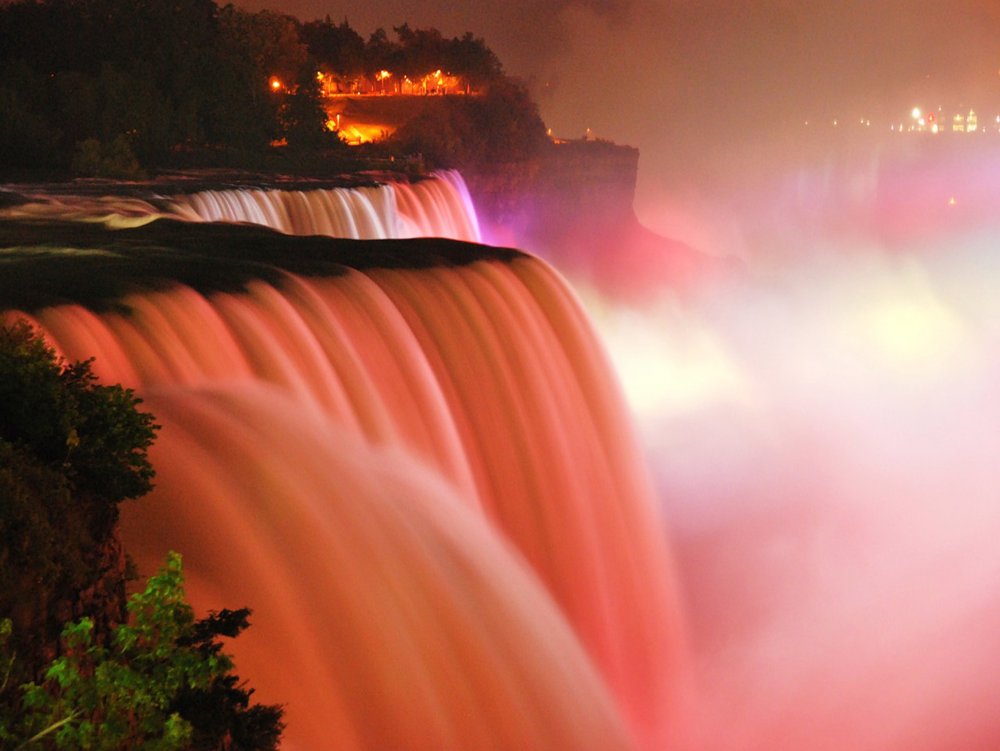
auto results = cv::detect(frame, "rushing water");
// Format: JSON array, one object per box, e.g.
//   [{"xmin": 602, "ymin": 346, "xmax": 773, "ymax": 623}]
[
  {"xmin": 11, "ymin": 156, "xmax": 997, "ymax": 750},
  {"xmin": 0, "ymin": 170, "xmax": 481, "ymax": 242},
  {"xmin": 167, "ymin": 170, "xmax": 482, "ymax": 242},
  {"xmin": 0, "ymin": 172, "xmax": 684, "ymax": 750}
]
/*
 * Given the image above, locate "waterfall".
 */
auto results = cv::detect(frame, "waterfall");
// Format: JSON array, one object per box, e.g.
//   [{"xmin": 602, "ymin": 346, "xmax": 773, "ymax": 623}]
[
  {"xmin": 0, "ymin": 177, "xmax": 684, "ymax": 750},
  {"xmin": 164, "ymin": 170, "xmax": 482, "ymax": 241},
  {"xmin": 0, "ymin": 171, "xmax": 481, "ymax": 242}
]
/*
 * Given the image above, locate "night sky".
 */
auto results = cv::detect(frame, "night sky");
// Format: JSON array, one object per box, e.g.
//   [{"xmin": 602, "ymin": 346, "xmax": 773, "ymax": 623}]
[{"xmin": 240, "ymin": 1, "xmax": 1000, "ymax": 237}]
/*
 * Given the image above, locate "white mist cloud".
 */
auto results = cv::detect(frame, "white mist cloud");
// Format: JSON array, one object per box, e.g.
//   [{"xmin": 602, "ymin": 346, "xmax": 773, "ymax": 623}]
[{"xmin": 576, "ymin": 148, "xmax": 1000, "ymax": 749}]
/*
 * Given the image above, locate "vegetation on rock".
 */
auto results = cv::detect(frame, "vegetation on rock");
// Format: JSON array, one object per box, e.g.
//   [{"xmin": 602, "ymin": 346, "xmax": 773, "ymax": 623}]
[
  {"xmin": 0, "ymin": 321, "xmax": 283, "ymax": 749},
  {"xmin": 0, "ymin": 0, "xmax": 533, "ymax": 176},
  {"xmin": 1, "ymin": 553, "xmax": 283, "ymax": 750}
]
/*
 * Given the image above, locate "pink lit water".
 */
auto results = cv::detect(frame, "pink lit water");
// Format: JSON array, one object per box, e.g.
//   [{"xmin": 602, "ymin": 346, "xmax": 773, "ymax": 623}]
[
  {"xmin": 11, "ymin": 156, "xmax": 998, "ymax": 751},
  {"xmin": 7, "ymin": 173, "xmax": 685, "ymax": 750}
]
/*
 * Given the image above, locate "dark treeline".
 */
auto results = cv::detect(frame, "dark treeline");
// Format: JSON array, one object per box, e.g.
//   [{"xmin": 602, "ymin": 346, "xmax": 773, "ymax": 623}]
[
  {"xmin": 302, "ymin": 18, "xmax": 502, "ymax": 89},
  {"xmin": 0, "ymin": 0, "xmax": 544, "ymax": 177}
]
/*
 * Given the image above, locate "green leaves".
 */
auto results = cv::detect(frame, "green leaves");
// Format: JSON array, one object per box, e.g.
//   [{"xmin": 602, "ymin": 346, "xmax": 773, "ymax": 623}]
[
  {"xmin": 0, "ymin": 320, "xmax": 158, "ymax": 506},
  {"xmin": 0, "ymin": 320, "xmax": 158, "ymax": 693},
  {"xmin": 6, "ymin": 552, "xmax": 282, "ymax": 750}
]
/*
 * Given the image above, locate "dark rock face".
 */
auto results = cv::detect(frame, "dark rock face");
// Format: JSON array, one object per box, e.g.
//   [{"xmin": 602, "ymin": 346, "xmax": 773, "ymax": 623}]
[
  {"xmin": 0, "ymin": 219, "xmax": 524, "ymax": 312},
  {"xmin": 466, "ymin": 141, "xmax": 724, "ymax": 299},
  {"xmin": 466, "ymin": 140, "xmax": 639, "ymax": 248}
]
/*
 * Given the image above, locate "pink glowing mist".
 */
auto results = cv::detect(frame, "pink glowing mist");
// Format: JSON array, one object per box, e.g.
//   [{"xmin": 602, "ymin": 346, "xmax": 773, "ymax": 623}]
[
  {"xmin": 6, "ymin": 172, "xmax": 687, "ymax": 750},
  {"xmin": 578, "ymin": 140, "xmax": 1000, "ymax": 750}
]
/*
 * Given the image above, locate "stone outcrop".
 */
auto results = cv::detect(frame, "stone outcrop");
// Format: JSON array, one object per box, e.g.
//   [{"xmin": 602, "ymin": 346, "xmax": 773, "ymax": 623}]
[{"xmin": 466, "ymin": 140, "xmax": 720, "ymax": 299}]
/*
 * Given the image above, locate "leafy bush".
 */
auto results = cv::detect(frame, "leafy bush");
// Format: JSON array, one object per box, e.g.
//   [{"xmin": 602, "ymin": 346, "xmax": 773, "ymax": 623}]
[
  {"xmin": 1, "ymin": 553, "xmax": 284, "ymax": 750},
  {"xmin": 70, "ymin": 136, "xmax": 147, "ymax": 180},
  {"xmin": 390, "ymin": 77, "xmax": 548, "ymax": 170},
  {"xmin": 0, "ymin": 320, "xmax": 158, "ymax": 685},
  {"xmin": 0, "ymin": 322, "xmax": 157, "ymax": 696}
]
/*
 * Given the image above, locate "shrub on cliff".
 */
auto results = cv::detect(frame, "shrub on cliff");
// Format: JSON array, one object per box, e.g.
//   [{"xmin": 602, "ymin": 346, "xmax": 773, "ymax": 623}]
[
  {"xmin": 71, "ymin": 136, "xmax": 147, "ymax": 180},
  {"xmin": 0, "ymin": 322, "xmax": 284, "ymax": 748},
  {"xmin": 0, "ymin": 320, "xmax": 158, "ymax": 686},
  {"xmin": 1, "ymin": 553, "xmax": 284, "ymax": 750}
]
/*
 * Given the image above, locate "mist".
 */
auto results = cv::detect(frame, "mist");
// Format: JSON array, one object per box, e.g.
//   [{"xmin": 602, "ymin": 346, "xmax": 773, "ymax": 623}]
[{"xmin": 570, "ymin": 129, "xmax": 1000, "ymax": 747}]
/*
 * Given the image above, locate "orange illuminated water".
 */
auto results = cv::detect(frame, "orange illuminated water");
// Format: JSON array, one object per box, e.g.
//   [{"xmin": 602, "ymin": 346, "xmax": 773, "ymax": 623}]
[
  {"xmin": 11, "ymin": 159, "xmax": 1000, "ymax": 749},
  {"xmin": 3, "ymin": 173, "xmax": 686, "ymax": 750},
  {"xmin": 167, "ymin": 170, "xmax": 482, "ymax": 242}
]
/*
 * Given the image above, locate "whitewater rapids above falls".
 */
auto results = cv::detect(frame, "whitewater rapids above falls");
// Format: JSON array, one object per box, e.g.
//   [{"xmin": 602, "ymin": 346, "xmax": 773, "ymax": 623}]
[{"xmin": 0, "ymin": 169, "xmax": 483, "ymax": 243}]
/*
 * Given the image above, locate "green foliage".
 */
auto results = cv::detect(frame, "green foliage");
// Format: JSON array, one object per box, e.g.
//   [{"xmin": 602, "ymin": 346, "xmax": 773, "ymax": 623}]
[
  {"xmin": 0, "ymin": 320, "xmax": 157, "ymax": 692},
  {"xmin": 0, "ymin": 0, "xmax": 520, "ymax": 171},
  {"xmin": 3, "ymin": 553, "xmax": 283, "ymax": 750},
  {"xmin": 0, "ymin": 320, "xmax": 157, "ymax": 504},
  {"xmin": 391, "ymin": 78, "xmax": 548, "ymax": 170},
  {"xmin": 71, "ymin": 137, "xmax": 147, "ymax": 181},
  {"xmin": 0, "ymin": 323, "xmax": 281, "ymax": 748}
]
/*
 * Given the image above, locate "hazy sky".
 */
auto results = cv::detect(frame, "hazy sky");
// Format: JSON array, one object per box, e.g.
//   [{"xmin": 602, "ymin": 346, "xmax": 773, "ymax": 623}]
[{"xmin": 234, "ymin": 0, "xmax": 1000, "ymax": 236}]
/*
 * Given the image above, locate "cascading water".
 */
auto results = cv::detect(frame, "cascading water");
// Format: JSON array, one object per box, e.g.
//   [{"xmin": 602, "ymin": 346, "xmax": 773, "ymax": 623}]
[
  {"xmin": 0, "ymin": 172, "xmax": 684, "ymax": 750},
  {"xmin": 0, "ymin": 170, "xmax": 481, "ymax": 242},
  {"xmin": 166, "ymin": 171, "xmax": 481, "ymax": 241}
]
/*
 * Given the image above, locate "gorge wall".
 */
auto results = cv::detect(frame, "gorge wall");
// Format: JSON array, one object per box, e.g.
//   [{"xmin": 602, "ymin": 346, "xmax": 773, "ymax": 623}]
[
  {"xmin": 465, "ymin": 139, "xmax": 639, "ymax": 248},
  {"xmin": 466, "ymin": 140, "xmax": 718, "ymax": 299}
]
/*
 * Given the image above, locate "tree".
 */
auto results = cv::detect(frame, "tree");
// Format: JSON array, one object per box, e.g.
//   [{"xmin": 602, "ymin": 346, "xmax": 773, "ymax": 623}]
[
  {"xmin": 217, "ymin": 6, "xmax": 308, "ymax": 90},
  {"xmin": 71, "ymin": 135, "xmax": 147, "ymax": 180},
  {"xmin": 0, "ymin": 62, "xmax": 63, "ymax": 168},
  {"xmin": 0, "ymin": 320, "xmax": 157, "ymax": 691},
  {"xmin": 390, "ymin": 78, "xmax": 548, "ymax": 170},
  {"xmin": 363, "ymin": 28, "xmax": 398, "ymax": 80},
  {"xmin": 393, "ymin": 24, "xmax": 445, "ymax": 81},
  {"xmin": 447, "ymin": 32, "xmax": 503, "ymax": 90},
  {"xmin": 0, "ymin": 321, "xmax": 156, "ymax": 506},
  {"xmin": 279, "ymin": 66, "xmax": 339, "ymax": 151},
  {"xmin": 0, "ymin": 322, "xmax": 283, "ymax": 749},
  {"xmin": 2, "ymin": 553, "xmax": 284, "ymax": 750},
  {"xmin": 470, "ymin": 78, "xmax": 549, "ymax": 162},
  {"xmin": 301, "ymin": 16, "xmax": 366, "ymax": 79}
]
